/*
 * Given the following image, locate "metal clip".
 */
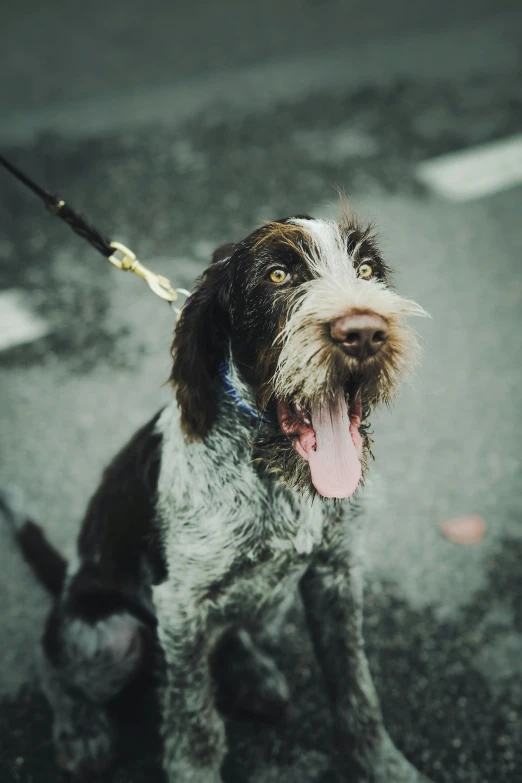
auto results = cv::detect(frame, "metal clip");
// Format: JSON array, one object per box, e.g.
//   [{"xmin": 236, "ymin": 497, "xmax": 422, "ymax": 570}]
[
  {"xmin": 171, "ymin": 288, "xmax": 192, "ymax": 319},
  {"xmin": 108, "ymin": 241, "xmax": 178, "ymax": 302}
]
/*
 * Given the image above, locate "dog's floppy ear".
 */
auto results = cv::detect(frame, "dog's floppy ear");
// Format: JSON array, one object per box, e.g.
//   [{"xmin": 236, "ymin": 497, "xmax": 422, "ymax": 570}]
[{"xmin": 170, "ymin": 244, "xmax": 235, "ymax": 440}]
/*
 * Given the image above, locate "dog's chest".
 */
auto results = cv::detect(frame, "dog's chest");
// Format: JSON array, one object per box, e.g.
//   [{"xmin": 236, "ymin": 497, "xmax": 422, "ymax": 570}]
[
  {"xmin": 156, "ymin": 405, "xmax": 331, "ymax": 584},
  {"xmin": 256, "ymin": 491, "xmax": 325, "ymax": 557}
]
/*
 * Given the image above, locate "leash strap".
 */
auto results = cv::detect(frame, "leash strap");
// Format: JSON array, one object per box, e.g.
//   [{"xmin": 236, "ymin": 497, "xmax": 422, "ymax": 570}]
[
  {"xmin": 0, "ymin": 155, "xmax": 273, "ymax": 417},
  {"xmin": 0, "ymin": 153, "xmax": 185, "ymax": 308}
]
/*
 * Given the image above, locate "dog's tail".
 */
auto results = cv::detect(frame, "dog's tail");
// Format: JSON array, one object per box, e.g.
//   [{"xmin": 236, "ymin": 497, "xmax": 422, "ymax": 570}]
[{"xmin": 0, "ymin": 486, "xmax": 67, "ymax": 596}]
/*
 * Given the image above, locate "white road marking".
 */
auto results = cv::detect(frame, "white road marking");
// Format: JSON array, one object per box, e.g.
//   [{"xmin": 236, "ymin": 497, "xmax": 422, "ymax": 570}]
[
  {"xmin": 0, "ymin": 289, "xmax": 50, "ymax": 352},
  {"xmin": 416, "ymin": 134, "xmax": 522, "ymax": 201}
]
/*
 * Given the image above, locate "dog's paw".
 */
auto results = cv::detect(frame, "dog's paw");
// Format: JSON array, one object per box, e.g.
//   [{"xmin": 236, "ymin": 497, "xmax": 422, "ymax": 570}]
[
  {"xmin": 54, "ymin": 710, "xmax": 114, "ymax": 779},
  {"xmin": 335, "ymin": 729, "xmax": 434, "ymax": 783},
  {"xmin": 376, "ymin": 732, "xmax": 434, "ymax": 783}
]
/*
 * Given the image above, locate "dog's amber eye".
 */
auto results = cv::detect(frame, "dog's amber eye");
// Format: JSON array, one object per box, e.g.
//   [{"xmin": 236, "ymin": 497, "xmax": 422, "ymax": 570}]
[
  {"xmin": 268, "ymin": 268, "xmax": 290, "ymax": 284},
  {"xmin": 357, "ymin": 263, "xmax": 373, "ymax": 279}
]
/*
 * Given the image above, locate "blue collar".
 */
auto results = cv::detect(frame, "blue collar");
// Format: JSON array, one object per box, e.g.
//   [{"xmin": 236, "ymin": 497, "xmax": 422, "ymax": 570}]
[{"xmin": 218, "ymin": 360, "xmax": 272, "ymax": 424}]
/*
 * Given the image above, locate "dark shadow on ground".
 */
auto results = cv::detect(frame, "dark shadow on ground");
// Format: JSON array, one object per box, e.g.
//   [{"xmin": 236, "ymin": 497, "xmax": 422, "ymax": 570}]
[{"xmin": 1, "ymin": 536, "xmax": 520, "ymax": 783}]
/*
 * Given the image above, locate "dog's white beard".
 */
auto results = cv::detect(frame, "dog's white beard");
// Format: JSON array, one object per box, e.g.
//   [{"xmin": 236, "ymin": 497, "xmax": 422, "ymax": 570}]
[{"xmin": 272, "ymin": 273, "xmax": 426, "ymax": 498}]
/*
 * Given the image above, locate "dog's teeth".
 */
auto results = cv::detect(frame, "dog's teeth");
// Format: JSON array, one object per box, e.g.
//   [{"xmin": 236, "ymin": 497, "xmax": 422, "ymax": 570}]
[
  {"xmin": 304, "ymin": 417, "xmax": 311, "ymax": 426},
  {"xmin": 295, "ymin": 403, "xmax": 302, "ymax": 412}
]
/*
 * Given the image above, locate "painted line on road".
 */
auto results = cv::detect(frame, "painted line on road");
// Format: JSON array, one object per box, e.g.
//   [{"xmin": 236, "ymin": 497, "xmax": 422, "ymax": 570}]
[
  {"xmin": 0, "ymin": 289, "xmax": 50, "ymax": 352},
  {"xmin": 416, "ymin": 134, "xmax": 522, "ymax": 201}
]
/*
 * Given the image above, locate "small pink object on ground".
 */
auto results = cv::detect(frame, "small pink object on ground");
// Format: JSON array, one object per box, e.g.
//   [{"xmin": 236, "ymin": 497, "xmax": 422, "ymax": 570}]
[{"xmin": 440, "ymin": 514, "xmax": 486, "ymax": 544}]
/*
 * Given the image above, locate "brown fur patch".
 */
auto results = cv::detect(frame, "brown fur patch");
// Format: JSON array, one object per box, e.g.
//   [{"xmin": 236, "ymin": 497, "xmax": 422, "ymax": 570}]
[
  {"xmin": 170, "ymin": 261, "xmax": 231, "ymax": 440},
  {"xmin": 252, "ymin": 222, "xmax": 312, "ymax": 257}
]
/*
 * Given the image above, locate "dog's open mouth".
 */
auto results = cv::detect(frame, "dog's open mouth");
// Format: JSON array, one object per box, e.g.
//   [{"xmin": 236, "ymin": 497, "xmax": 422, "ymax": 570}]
[{"xmin": 277, "ymin": 386, "xmax": 363, "ymax": 499}]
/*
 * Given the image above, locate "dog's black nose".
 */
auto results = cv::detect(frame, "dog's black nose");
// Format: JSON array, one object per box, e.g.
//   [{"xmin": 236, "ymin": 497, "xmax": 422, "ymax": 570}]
[{"xmin": 330, "ymin": 311, "xmax": 389, "ymax": 359}]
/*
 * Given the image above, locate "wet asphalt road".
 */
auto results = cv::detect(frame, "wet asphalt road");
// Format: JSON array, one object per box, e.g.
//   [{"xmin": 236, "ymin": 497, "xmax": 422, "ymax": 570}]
[{"xmin": 1, "ymin": 3, "xmax": 522, "ymax": 782}]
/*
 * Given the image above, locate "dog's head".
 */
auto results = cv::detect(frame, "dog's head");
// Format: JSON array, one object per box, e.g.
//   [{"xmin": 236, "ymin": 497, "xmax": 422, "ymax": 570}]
[{"xmin": 171, "ymin": 212, "xmax": 425, "ymax": 499}]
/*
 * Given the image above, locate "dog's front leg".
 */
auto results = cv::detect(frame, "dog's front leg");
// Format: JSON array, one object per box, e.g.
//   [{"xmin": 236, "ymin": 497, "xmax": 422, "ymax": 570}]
[
  {"xmin": 155, "ymin": 586, "xmax": 226, "ymax": 783},
  {"xmin": 300, "ymin": 550, "xmax": 431, "ymax": 783}
]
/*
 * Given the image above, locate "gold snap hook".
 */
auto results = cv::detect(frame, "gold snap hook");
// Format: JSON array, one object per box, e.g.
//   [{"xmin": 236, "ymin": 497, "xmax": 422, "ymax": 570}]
[{"xmin": 108, "ymin": 242, "xmax": 178, "ymax": 302}]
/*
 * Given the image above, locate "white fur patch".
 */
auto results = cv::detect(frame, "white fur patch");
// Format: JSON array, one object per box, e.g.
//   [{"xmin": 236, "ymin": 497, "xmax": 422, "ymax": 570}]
[
  {"xmin": 272, "ymin": 217, "xmax": 427, "ymax": 402},
  {"xmin": 152, "ymin": 396, "xmax": 340, "ymax": 632}
]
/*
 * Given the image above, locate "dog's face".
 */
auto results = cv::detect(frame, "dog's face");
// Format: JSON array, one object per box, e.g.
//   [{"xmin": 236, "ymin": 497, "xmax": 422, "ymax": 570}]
[{"xmin": 171, "ymin": 212, "xmax": 425, "ymax": 499}]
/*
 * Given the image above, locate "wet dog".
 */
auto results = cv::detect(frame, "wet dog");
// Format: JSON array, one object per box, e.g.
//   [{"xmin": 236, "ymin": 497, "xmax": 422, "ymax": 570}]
[{"xmin": 2, "ymin": 210, "xmax": 431, "ymax": 782}]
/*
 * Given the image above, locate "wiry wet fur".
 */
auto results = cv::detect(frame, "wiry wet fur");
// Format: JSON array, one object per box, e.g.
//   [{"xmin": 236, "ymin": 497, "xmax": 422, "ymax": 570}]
[
  {"xmin": 2, "ymin": 211, "xmax": 431, "ymax": 783},
  {"xmin": 273, "ymin": 216, "xmax": 423, "ymax": 406}
]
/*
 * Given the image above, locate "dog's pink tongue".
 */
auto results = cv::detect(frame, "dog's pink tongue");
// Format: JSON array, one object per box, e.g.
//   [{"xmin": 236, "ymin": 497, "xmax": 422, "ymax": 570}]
[{"xmin": 307, "ymin": 394, "xmax": 361, "ymax": 498}]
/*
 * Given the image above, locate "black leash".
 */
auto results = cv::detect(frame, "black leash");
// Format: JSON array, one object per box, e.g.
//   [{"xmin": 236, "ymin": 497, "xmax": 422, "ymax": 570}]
[{"xmin": 0, "ymin": 153, "xmax": 187, "ymax": 309}]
